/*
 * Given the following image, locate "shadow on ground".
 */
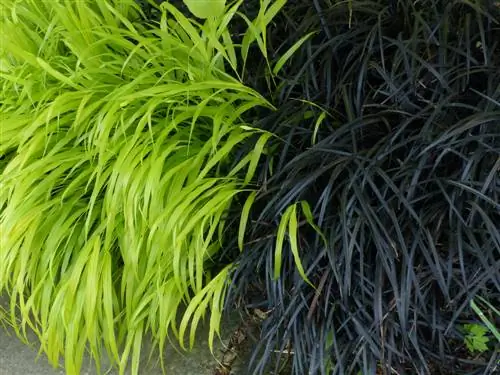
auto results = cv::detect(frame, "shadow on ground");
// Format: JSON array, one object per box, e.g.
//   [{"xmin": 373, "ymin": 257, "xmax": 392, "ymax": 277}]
[{"xmin": 0, "ymin": 296, "xmax": 253, "ymax": 375}]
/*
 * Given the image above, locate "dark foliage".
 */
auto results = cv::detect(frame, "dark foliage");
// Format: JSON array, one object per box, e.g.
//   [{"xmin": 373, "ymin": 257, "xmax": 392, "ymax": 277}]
[{"xmin": 223, "ymin": 1, "xmax": 500, "ymax": 374}]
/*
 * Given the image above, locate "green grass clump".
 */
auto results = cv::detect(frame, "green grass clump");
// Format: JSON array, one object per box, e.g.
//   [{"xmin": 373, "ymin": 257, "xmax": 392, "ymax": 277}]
[{"xmin": 0, "ymin": 1, "xmax": 275, "ymax": 373}]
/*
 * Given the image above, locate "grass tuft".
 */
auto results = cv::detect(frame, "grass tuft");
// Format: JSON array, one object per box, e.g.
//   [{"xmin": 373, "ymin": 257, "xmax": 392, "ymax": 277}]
[{"xmin": 0, "ymin": 0, "xmax": 276, "ymax": 373}]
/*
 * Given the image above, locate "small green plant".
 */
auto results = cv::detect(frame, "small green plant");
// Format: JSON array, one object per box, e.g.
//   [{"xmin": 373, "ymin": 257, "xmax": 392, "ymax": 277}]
[
  {"xmin": 463, "ymin": 324, "xmax": 490, "ymax": 353},
  {"xmin": 470, "ymin": 297, "xmax": 500, "ymax": 344}
]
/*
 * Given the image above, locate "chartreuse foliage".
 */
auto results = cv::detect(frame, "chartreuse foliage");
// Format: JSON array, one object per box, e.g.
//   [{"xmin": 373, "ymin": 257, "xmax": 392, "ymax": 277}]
[
  {"xmin": 0, "ymin": 0, "xmax": 286, "ymax": 374},
  {"xmin": 183, "ymin": 0, "xmax": 226, "ymax": 18}
]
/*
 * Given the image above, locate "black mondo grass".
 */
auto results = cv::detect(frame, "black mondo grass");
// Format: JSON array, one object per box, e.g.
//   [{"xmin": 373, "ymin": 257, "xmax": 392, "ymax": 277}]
[{"xmin": 227, "ymin": 1, "xmax": 500, "ymax": 374}]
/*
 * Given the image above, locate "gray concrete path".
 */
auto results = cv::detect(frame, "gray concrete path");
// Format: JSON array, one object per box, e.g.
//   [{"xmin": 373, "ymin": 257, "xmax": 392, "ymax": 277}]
[{"xmin": 0, "ymin": 313, "xmax": 250, "ymax": 375}]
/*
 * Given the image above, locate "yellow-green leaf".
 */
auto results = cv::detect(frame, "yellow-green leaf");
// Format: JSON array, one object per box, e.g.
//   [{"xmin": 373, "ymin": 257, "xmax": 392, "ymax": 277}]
[
  {"xmin": 300, "ymin": 201, "xmax": 327, "ymax": 246},
  {"xmin": 184, "ymin": 0, "xmax": 226, "ymax": 19},
  {"xmin": 238, "ymin": 191, "xmax": 257, "ymax": 251},
  {"xmin": 288, "ymin": 204, "xmax": 313, "ymax": 286},
  {"xmin": 273, "ymin": 32, "xmax": 316, "ymax": 75},
  {"xmin": 274, "ymin": 205, "xmax": 293, "ymax": 279}
]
